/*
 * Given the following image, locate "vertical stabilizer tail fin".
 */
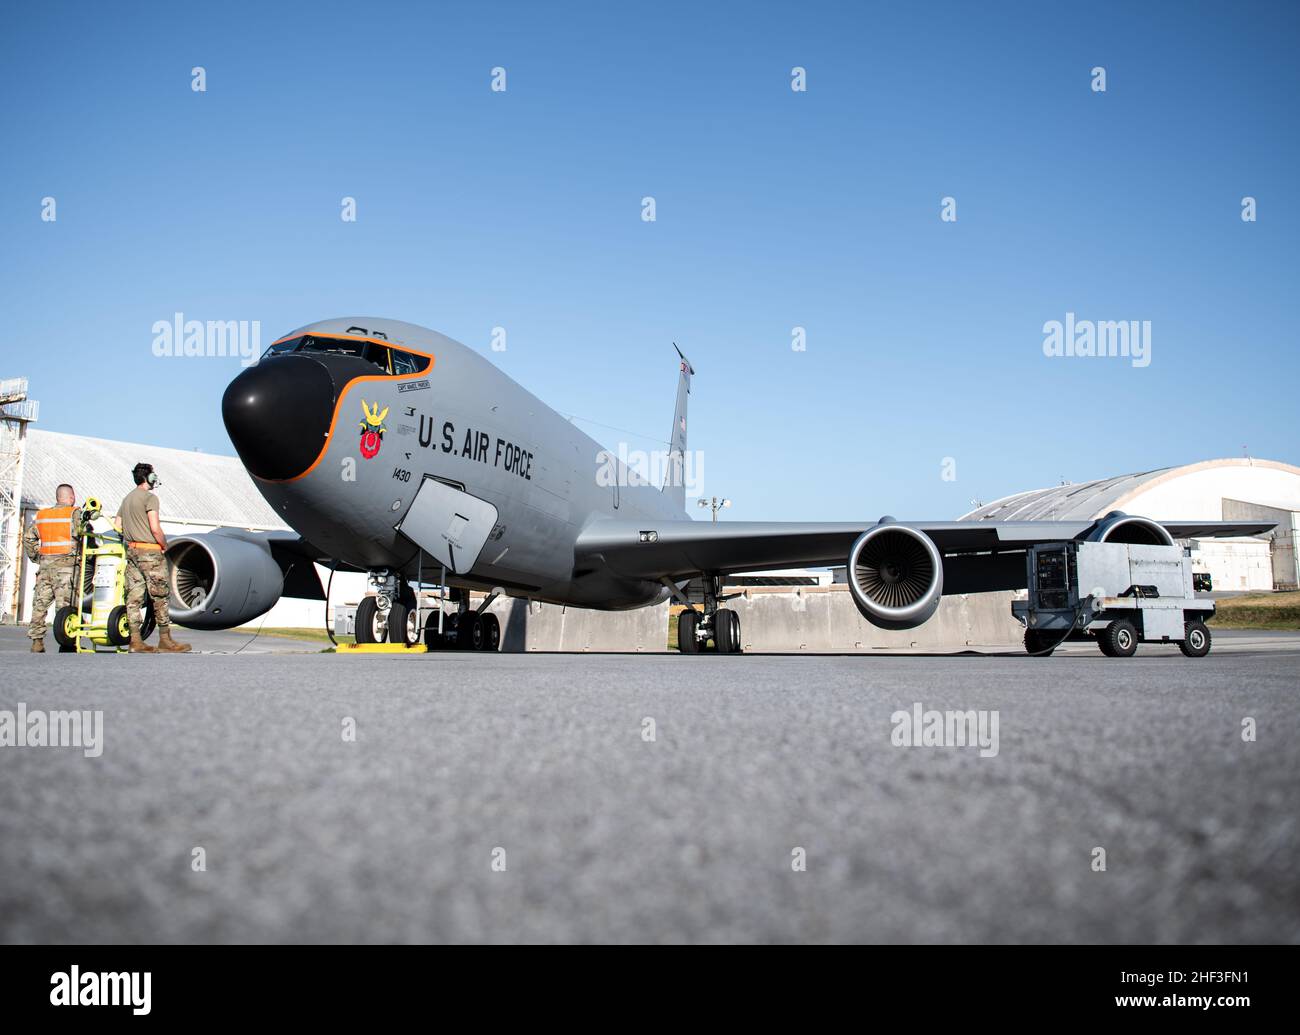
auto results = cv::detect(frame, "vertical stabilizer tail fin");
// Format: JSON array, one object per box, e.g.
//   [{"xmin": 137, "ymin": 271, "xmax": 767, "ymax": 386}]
[{"xmin": 664, "ymin": 343, "xmax": 693, "ymax": 512}]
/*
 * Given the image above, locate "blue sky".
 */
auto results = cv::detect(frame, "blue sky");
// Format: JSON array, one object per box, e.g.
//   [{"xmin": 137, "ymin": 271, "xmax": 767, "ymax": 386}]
[{"xmin": 2, "ymin": 0, "xmax": 1296, "ymax": 520}]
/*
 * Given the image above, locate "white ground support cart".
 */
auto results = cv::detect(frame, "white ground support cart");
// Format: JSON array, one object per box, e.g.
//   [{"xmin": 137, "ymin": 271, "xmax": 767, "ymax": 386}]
[{"xmin": 1012, "ymin": 540, "xmax": 1214, "ymax": 658}]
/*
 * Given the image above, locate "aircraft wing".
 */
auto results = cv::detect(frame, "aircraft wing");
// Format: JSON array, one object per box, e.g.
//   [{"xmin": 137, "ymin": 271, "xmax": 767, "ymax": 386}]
[{"xmin": 575, "ymin": 517, "xmax": 1277, "ymax": 590}]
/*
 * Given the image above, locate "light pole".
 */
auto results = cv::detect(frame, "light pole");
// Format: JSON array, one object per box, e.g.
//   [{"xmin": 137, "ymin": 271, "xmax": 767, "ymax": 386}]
[{"xmin": 697, "ymin": 496, "xmax": 731, "ymax": 523}]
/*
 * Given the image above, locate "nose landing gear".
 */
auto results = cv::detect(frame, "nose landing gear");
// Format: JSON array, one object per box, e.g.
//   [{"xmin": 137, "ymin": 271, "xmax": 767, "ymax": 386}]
[{"xmin": 353, "ymin": 571, "xmax": 422, "ymax": 646}]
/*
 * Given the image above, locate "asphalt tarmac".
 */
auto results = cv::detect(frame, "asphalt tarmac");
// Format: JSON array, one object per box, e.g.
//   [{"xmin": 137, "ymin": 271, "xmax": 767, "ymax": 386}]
[{"xmin": 1, "ymin": 626, "xmax": 1297, "ymax": 943}]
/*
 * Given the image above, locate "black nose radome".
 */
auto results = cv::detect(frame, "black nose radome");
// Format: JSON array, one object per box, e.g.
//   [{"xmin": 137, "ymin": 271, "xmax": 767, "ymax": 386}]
[{"xmin": 222, "ymin": 356, "xmax": 336, "ymax": 481}]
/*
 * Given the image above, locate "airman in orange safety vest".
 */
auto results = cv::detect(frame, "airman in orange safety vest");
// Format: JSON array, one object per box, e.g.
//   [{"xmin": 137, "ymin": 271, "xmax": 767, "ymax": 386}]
[{"xmin": 23, "ymin": 483, "xmax": 81, "ymax": 653}]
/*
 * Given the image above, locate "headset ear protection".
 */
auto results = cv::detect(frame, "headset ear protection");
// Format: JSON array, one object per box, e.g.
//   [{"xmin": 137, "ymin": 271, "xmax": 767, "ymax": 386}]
[{"xmin": 146, "ymin": 470, "xmax": 160, "ymax": 488}]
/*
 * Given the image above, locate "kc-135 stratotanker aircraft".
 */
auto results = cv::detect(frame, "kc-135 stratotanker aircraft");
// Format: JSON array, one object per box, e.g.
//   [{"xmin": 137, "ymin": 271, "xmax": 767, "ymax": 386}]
[{"xmin": 163, "ymin": 316, "xmax": 1272, "ymax": 652}]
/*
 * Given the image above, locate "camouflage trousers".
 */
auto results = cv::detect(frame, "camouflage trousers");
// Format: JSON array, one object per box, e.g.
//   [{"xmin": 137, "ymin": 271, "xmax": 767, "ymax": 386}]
[
  {"xmin": 27, "ymin": 557, "xmax": 77, "ymax": 639},
  {"xmin": 126, "ymin": 547, "xmax": 172, "ymax": 631}
]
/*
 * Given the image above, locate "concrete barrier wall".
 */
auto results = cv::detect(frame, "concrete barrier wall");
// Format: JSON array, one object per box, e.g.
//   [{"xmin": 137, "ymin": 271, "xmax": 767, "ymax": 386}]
[
  {"xmin": 486, "ymin": 597, "xmax": 670, "ymax": 652},
  {"xmin": 727, "ymin": 586, "xmax": 1025, "ymax": 652},
  {"xmin": 337, "ymin": 585, "xmax": 1022, "ymax": 653}
]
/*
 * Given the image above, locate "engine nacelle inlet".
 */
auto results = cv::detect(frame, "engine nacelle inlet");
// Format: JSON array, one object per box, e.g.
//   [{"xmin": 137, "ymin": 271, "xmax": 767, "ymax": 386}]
[
  {"xmin": 165, "ymin": 530, "xmax": 285, "ymax": 630},
  {"xmin": 847, "ymin": 524, "xmax": 944, "ymax": 629},
  {"xmin": 1084, "ymin": 511, "xmax": 1175, "ymax": 547}
]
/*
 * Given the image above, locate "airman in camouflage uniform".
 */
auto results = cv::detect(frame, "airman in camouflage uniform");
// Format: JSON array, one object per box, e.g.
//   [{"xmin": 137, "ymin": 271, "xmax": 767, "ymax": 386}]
[
  {"xmin": 115, "ymin": 462, "xmax": 190, "ymax": 653},
  {"xmin": 124, "ymin": 549, "xmax": 172, "ymax": 629},
  {"xmin": 25, "ymin": 483, "xmax": 81, "ymax": 653}
]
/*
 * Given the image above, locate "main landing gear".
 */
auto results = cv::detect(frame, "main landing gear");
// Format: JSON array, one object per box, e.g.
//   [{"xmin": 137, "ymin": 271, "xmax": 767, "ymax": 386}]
[
  {"xmin": 353, "ymin": 571, "xmax": 500, "ymax": 651},
  {"xmin": 422, "ymin": 587, "xmax": 501, "ymax": 652},
  {"xmin": 675, "ymin": 575, "xmax": 743, "ymax": 654}
]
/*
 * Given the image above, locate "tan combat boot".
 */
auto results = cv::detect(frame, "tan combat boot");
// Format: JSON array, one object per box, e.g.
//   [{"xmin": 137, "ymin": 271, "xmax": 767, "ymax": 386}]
[
  {"xmin": 156, "ymin": 627, "xmax": 192, "ymax": 653},
  {"xmin": 30, "ymin": 638, "xmax": 44, "ymax": 653},
  {"xmin": 129, "ymin": 630, "xmax": 156, "ymax": 653}
]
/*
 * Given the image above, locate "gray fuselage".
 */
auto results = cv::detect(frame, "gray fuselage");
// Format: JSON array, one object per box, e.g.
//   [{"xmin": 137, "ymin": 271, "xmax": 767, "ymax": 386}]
[{"xmin": 224, "ymin": 317, "xmax": 684, "ymax": 609}]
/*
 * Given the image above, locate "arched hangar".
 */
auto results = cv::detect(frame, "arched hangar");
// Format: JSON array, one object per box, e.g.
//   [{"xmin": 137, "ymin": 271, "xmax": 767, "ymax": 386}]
[{"xmin": 963, "ymin": 458, "xmax": 1300, "ymax": 592}]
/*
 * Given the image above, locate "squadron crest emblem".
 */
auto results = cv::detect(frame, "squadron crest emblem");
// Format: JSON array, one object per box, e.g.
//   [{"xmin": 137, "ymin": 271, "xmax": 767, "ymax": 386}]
[{"xmin": 358, "ymin": 400, "xmax": 388, "ymax": 459}]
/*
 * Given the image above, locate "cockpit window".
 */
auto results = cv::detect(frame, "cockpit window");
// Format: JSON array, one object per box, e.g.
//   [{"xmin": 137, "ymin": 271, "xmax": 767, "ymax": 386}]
[
  {"xmin": 261, "ymin": 337, "xmax": 303, "ymax": 359},
  {"xmin": 391, "ymin": 349, "xmax": 423, "ymax": 375},
  {"xmin": 260, "ymin": 335, "xmax": 430, "ymax": 376}
]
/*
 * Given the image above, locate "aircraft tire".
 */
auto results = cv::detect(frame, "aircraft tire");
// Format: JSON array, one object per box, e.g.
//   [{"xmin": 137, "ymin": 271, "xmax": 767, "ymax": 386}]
[
  {"xmin": 354, "ymin": 597, "xmax": 383, "ymax": 644},
  {"xmin": 482, "ymin": 612, "xmax": 500, "ymax": 652},
  {"xmin": 462, "ymin": 612, "xmax": 485, "ymax": 651},
  {"xmin": 387, "ymin": 601, "xmax": 420, "ymax": 647},
  {"xmin": 678, "ymin": 610, "xmax": 701, "ymax": 654},
  {"xmin": 715, "ymin": 609, "xmax": 741, "ymax": 654},
  {"xmin": 423, "ymin": 610, "xmax": 448, "ymax": 649}
]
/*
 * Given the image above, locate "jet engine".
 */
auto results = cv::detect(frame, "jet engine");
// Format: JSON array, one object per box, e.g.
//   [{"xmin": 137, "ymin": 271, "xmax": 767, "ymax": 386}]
[
  {"xmin": 1084, "ymin": 511, "xmax": 1175, "ymax": 547},
  {"xmin": 165, "ymin": 530, "xmax": 287, "ymax": 630},
  {"xmin": 847, "ymin": 523, "xmax": 944, "ymax": 629}
]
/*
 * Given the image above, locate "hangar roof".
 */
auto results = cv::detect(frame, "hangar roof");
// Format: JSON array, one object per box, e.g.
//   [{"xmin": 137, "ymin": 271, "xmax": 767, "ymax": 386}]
[
  {"xmin": 21, "ymin": 429, "xmax": 287, "ymax": 530},
  {"xmin": 961, "ymin": 458, "xmax": 1300, "ymax": 522}
]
